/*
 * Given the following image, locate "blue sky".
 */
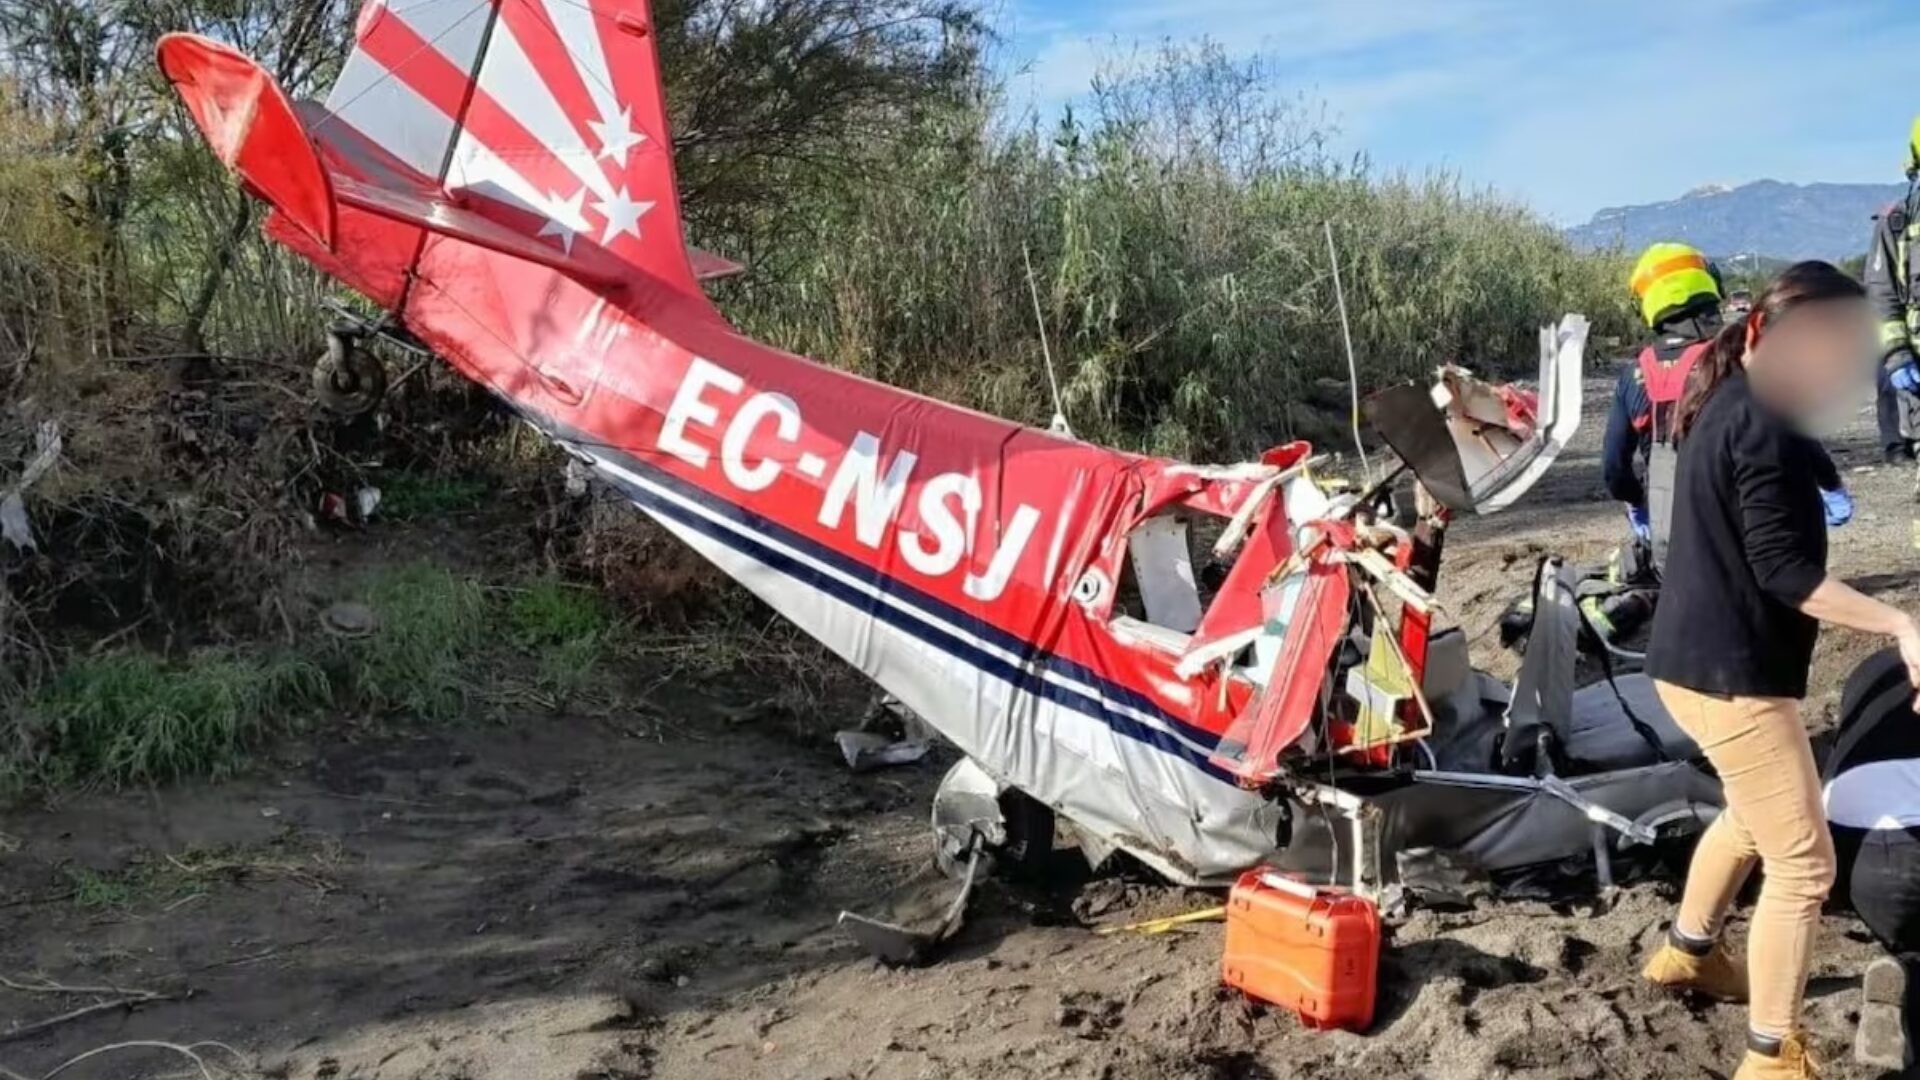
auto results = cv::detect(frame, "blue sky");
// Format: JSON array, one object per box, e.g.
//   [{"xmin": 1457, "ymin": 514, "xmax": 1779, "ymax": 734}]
[{"xmin": 998, "ymin": 0, "xmax": 1920, "ymax": 223}]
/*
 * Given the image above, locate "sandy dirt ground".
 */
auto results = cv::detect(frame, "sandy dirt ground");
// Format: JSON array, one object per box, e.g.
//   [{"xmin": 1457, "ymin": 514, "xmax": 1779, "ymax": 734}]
[{"xmin": 5, "ymin": 380, "xmax": 1920, "ymax": 1079}]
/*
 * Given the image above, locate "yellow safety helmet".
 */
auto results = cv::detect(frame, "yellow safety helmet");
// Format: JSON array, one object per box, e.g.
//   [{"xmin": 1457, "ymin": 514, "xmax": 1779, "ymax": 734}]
[
  {"xmin": 1629, "ymin": 242, "xmax": 1721, "ymax": 329},
  {"xmin": 1908, "ymin": 114, "xmax": 1920, "ymax": 174}
]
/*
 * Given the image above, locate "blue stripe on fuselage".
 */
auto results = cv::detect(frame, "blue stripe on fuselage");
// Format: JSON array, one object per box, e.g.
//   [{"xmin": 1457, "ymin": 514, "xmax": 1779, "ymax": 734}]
[{"xmin": 544, "ymin": 424, "xmax": 1235, "ymax": 783}]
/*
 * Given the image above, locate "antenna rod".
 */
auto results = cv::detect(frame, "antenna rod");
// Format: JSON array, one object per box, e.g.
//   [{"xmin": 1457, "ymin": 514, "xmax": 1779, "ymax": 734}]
[
  {"xmin": 1324, "ymin": 220, "xmax": 1370, "ymax": 480},
  {"xmin": 1023, "ymin": 244, "xmax": 1072, "ymax": 438}
]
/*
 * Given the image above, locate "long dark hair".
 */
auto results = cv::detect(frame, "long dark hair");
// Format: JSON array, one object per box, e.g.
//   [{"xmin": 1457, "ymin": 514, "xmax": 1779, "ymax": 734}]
[{"xmin": 1672, "ymin": 260, "xmax": 1867, "ymax": 438}]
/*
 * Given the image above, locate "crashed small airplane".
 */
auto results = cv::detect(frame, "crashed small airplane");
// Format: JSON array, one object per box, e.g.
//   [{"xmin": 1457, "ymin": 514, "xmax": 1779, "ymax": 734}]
[{"xmin": 157, "ymin": 0, "xmax": 1721, "ymax": 936}]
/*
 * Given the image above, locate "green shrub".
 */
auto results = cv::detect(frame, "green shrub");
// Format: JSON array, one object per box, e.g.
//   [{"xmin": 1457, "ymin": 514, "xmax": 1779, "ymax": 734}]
[
  {"xmin": 7, "ymin": 651, "xmax": 328, "ymax": 792},
  {"xmin": 507, "ymin": 581, "xmax": 610, "ymax": 648},
  {"xmin": 507, "ymin": 581, "xmax": 615, "ymax": 708},
  {"xmin": 342, "ymin": 564, "xmax": 487, "ymax": 721},
  {"xmin": 380, "ymin": 473, "xmax": 491, "ymax": 520}
]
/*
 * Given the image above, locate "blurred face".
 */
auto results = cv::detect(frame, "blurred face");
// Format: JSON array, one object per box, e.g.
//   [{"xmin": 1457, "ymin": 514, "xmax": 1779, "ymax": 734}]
[{"xmin": 1744, "ymin": 296, "xmax": 1875, "ymax": 434}]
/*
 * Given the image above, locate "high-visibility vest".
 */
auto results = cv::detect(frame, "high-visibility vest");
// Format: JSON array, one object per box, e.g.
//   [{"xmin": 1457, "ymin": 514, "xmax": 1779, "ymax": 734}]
[
  {"xmin": 1634, "ymin": 341, "xmax": 1708, "ymax": 446},
  {"xmin": 1636, "ymin": 340, "xmax": 1707, "ymax": 572}
]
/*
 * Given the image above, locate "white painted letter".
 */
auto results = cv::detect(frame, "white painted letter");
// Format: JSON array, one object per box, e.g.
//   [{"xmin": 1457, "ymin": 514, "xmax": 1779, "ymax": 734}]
[
  {"xmin": 964, "ymin": 505, "xmax": 1043, "ymax": 602},
  {"xmin": 819, "ymin": 432, "xmax": 917, "ymax": 548},
  {"xmin": 658, "ymin": 357, "xmax": 742, "ymax": 468},
  {"xmin": 901, "ymin": 472, "xmax": 978, "ymax": 577},
  {"xmin": 721, "ymin": 392, "xmax": 800, "ymax": 492}
]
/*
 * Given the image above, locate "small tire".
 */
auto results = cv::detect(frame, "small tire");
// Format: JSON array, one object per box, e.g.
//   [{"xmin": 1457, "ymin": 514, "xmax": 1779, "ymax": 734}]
[{"xmin": 313, "ymin": 333, "xmax": 388, "ymax": 416}]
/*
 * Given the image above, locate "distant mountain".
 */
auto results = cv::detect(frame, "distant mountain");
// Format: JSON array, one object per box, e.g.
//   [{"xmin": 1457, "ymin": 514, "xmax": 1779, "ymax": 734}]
[{"xmin": 1566, "ymin": 179, "xmax": 1906, "ymax": 262}]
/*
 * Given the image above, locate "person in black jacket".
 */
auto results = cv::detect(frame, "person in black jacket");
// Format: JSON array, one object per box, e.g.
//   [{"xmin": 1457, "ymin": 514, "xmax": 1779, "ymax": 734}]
[{"xmin": 1637, "ymin": 262, "xmax": 1920, "ymax": 1080}]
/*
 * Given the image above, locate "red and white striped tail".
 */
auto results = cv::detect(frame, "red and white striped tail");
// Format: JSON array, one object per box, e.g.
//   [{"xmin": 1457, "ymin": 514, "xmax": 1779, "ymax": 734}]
[{"xmin": 161, "ymin": 0, "xmax": 739, "ymax": 297}]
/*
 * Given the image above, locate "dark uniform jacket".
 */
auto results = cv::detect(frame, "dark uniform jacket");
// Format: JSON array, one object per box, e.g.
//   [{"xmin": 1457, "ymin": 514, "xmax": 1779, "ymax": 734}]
[
  {"xmin": 1867, "ymin": 187, "xmax": 1920, "ymax": 374},
  {"xmin": 1601, "ymin": 315, "xmax": 1719, "ymax": 508}
]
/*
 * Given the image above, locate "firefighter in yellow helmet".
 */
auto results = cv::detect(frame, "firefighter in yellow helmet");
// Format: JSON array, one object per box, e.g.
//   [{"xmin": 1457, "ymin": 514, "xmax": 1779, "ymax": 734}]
[
  {"xmin": 1601, "ymin": 243, "xmax": 1728, "ymax": 570},
  {"xmin": 1573, "ymin": 244, "xmax": 1729, "ymax": 643},
  {"xmin": 1864, "ymin": 115, "xmax": 1920, "ymax": 464}
]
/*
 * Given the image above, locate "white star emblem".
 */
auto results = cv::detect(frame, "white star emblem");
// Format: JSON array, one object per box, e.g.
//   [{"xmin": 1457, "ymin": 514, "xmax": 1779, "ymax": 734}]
[
  {"xmin": 537, "ymin": 188, "xmax": 591, "ymax": 253},
  {"xmin": 589, "ymin": 106, "xmax": 647, "ymax": 169},
  {"xmin": 592, "ymin": 187, "xmax": 654, "ymax": 245}
]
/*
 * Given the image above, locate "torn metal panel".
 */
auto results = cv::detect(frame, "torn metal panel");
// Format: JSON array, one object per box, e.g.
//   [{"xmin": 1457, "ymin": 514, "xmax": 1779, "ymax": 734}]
[
  {"xmin": 1366, "ymin": 316, "xmax": 1587, "ymax": 515},
  {"xmin": 838, "ymin": 840, "xmax": 983, "ymax": 966}
]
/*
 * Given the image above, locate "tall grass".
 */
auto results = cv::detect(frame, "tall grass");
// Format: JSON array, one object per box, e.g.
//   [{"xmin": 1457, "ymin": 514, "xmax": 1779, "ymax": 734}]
[
  {"xmin": 0, "ymin": 564, "xmax": 631, "ymax": 796},
  {"xmin": 7, "ymin": 651, "xmax": 329, "ymax": 792},
  {"xmin": 342, "ymin": 564, "xmax": 489, "ymax": 721},
  {"xmin": 714, "ymin": 44, "xmax": 1635, "ymax": 459}
]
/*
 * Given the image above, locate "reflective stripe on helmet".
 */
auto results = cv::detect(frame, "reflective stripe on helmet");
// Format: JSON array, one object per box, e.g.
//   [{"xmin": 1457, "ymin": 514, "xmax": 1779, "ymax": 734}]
[
  {"xmin": 1630, "ymin": 248, "xmax": 1710, "ymax": 297},
  {"xmin": 1630, "ymin": 242, "xmax": 1721, "ymax": 328}
]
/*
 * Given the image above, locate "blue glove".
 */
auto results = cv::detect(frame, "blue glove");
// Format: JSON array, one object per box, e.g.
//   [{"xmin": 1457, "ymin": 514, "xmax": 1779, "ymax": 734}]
[
  {"xmin": 1626, "ymin": 504, "xmax": 1651, "ymax": 542},
  {"xmin": 1822, "ymin": 486, "xmax": 1854, "ymax": 528},
  {"xmin": 1892, "ymin": 363, "xmax": 1920, "ymax": 393}
]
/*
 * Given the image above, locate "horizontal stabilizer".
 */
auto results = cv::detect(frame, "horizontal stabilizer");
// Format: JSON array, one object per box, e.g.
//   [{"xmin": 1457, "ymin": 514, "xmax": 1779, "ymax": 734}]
[
  {"xmin": 157, "ymin": 34, "xmax": 336, "ymax": 248},
  {"xmin": 331, "ymin": 173, "xmax": 626, "ymax": 285}
]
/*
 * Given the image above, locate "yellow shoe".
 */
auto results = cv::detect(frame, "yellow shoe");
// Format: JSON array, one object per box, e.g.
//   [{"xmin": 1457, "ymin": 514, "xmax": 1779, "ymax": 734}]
[
  {"xmin": 1642, "ymin": 937, "xmax": 1748, "ymax": 1002},
  {"xmin": 1733, "ymin": 1031, "xmax": 1820, "ymax": 1079}
]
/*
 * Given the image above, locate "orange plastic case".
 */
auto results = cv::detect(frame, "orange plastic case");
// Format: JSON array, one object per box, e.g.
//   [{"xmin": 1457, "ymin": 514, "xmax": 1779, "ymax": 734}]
[{"xmin": 1221, "ymin": 868, "xmax": 1381, "ymax": 1032}]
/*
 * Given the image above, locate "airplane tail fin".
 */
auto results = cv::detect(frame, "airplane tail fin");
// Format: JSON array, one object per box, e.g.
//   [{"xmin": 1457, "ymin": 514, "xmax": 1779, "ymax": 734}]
[{"xmin": 159, "ymin": 0, "xmax": 742, "ymax": 298}]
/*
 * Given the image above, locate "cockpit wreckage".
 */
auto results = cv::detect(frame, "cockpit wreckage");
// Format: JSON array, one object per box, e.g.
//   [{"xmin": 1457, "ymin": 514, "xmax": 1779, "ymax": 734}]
[{"xmin": 158, "ymin": 0, "xmax": 1722, "ymax": 959}]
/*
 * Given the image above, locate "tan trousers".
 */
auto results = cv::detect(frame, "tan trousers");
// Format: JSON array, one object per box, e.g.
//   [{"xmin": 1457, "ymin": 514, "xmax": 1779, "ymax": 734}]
[{"xmin": 1656, "ymin": 682, "xmax": 1837, "ymax": 1038}]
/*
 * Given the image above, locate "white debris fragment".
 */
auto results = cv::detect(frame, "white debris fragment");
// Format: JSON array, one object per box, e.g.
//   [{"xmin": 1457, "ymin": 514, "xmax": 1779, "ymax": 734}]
[
  {"xmin": 834, "ymin": 730, "xmax": 932, "ymax": 772},
  {"xmin": 564, "ymin": 457, "xmax": 592, "ymax": 497},
  {"xmin": 0, "ymin": 494, "xmax": 31, "ymax": 552},
  {"xmin": 2, "ymin": 421, "xmax": 63, "ymax": 553}
]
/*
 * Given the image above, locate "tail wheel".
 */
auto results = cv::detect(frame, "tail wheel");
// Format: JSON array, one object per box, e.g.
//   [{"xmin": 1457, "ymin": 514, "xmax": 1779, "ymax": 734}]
[{"xmin": 313, "ymin": 330, "xmax": 388, "ymax": 416}]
